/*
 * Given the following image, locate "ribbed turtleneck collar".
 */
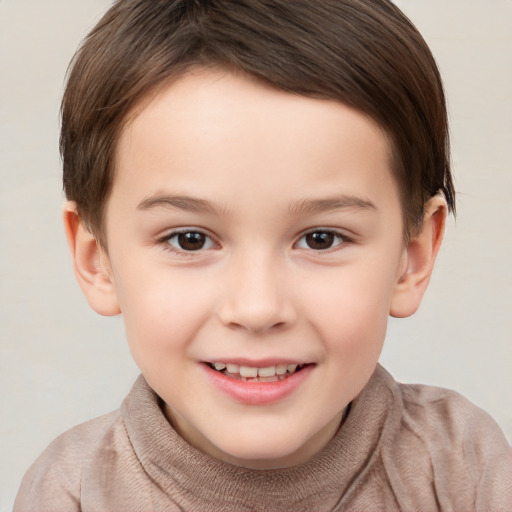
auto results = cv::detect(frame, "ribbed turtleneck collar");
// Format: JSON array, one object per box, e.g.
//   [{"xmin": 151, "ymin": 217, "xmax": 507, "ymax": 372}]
[{"xmin": 121, "ymin": 365, "xmax": 400, "ymax": 511}]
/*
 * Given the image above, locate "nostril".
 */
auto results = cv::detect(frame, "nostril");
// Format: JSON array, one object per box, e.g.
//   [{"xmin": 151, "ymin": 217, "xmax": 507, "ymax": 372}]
[
  {"xmin": 227, "ymin": 319, "xmax": 288, "ymax": 334},
  {"xmin": 216, "ymin": 283, "xmax": 298, "ymax": 333}
]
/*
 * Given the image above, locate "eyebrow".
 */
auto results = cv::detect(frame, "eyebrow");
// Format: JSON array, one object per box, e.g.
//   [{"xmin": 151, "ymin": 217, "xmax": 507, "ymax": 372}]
[
  {"xmin": 289, "ymin": 195, "xmax": 377, "ymax": 216},
  {"xmin": 137, "ymin": 194, "xmax": 231, "ymax": 216},
  {"xmin": 137, "ymin": 193, "xmax": 377, "ymax": 217}
]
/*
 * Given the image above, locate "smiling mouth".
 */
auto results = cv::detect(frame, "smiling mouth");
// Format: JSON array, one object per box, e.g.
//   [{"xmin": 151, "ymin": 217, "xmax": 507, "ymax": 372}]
[{"xmin": 206, "ymin": 362, "xmax": 308, "ymax": 382}]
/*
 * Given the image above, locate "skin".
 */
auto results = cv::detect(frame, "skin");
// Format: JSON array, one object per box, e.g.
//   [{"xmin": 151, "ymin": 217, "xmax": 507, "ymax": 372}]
[{"xmin": 65, "ymin": 69, "xmax": 446, "ymax": 469}]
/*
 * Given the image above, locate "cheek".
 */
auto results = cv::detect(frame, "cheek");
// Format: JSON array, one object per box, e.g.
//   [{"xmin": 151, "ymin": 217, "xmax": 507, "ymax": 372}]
[
  {"xmin": 112, "ymin": 262, "xmax": 217, "ymax": 359},
  {"xmin": 317, "ymin": 293, "xmax": 388, "ymax": 359},
  {"xmin": 300, "ymin": 261, "xmax": 398, "ymax": 355}
]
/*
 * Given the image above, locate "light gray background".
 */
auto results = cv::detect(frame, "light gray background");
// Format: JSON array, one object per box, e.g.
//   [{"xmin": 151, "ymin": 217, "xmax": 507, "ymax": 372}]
[{"xmin": 1, "ymin": 0, "xmax": 511, "ymax": 508}]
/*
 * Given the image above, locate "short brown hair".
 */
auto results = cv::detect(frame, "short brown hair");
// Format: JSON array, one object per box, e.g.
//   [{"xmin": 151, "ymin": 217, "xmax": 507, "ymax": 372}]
[{"xmin": 61, "ymin": 0, "xmax": 455, "ymax": 245}]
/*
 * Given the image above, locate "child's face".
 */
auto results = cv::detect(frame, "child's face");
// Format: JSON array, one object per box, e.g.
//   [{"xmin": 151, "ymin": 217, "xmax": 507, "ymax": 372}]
[{"xmin": 101, "ymin": 69, "xmax": 409, "ymax": 468}]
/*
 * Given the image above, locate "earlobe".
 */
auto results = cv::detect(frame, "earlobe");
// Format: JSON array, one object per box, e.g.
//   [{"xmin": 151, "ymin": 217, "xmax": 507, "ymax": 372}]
[
  {"xmin": 63, "ymin": 202, "xmax": 121, "ymax": 316},
  {"xmin": 390, "ymin": 196, "xmax": 447, "ymax": 318}
]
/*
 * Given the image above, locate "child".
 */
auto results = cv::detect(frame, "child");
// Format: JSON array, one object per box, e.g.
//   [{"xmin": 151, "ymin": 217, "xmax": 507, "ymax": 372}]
[{"xmin": 14, "ymin": 0, "xmax": 511, "ymax": 510}]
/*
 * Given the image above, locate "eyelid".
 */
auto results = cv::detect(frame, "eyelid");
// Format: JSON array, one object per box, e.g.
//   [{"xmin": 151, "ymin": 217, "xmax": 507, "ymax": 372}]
[
  {"xmin": 294, "ymin": 228, "xmax": 353, "ymax": 251},
  {"xmin": 157, "ymin": 227, "xmax": 219, "ymax": 254}
]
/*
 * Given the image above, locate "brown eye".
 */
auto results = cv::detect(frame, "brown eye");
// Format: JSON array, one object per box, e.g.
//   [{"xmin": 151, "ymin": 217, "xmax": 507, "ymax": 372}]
[
  {"xmin": 297, "ymin": 230, "xmax": 344, "ymax": 251},
  {"xmin": 167, "ymin": 231, "xmax": 215, "ymax": 251},
  {"xmin": 178, "ymin": 232, "xmax": 205, "ymax": 250}
]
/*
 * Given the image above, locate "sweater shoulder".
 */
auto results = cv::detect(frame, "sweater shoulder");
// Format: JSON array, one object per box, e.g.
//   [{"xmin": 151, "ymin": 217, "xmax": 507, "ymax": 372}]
[
  {"xmin": 13, "ymin": 409, "xmax": 123, "ymax": 512},
  {"xmin": 398, "ymin": 381, "xmax": 508, "ymax": 450},
  {"xmin": 392, "ymin": 380, "xmax": 512, "ymax": 510}
]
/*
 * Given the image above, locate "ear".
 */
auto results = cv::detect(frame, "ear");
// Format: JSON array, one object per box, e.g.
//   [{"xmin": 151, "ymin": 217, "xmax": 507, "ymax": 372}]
[
  {"xmin": 63, "ymin": 202, "xmax": 121, "ymax": 316},
  {"xmin": 390, "ymin": 196, "xmax": 447, "ymax": 318}
]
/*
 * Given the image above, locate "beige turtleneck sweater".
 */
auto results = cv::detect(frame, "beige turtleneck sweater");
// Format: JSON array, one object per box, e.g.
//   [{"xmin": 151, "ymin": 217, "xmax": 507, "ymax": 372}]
[{"xmin": 14, "ymin": 365, "xmax": 512, "ymax": 511}]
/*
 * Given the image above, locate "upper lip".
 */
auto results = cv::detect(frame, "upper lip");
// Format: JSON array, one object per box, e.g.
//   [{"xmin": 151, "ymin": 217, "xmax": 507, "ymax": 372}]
[{"xmin": 203, "ymin": 358, "xmax": 310, "ymax": 367}]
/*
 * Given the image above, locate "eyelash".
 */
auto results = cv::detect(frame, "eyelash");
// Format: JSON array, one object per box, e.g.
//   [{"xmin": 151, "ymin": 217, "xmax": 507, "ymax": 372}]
[
  {"xmin": 295, "ymin": 229, "xmax": 350, "ymax": 252},
  {"xmin": 157, "ymin": 228, "xmax": 351, "ymax": 254},
  {"xmin": 157, "ymin": 229, "xmax": 218, "ymax": 255}
]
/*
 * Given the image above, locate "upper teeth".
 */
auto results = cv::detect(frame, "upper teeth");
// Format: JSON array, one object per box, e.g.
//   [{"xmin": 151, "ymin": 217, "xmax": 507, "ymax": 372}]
[{"xmin": 213, "ymin": 363, "xmax": 300, "ymax": 378}]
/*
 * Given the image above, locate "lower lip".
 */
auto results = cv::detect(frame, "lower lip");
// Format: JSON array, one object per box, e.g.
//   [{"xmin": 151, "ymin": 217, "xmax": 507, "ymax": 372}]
[{"xmin": 202, "ymin": 364, "xmax": 314, "ymax": 406}]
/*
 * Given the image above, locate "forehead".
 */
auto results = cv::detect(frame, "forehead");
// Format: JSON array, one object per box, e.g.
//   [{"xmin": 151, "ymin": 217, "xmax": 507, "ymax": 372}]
[{"xmin": 113, "ymin": 69, "xmax": 400, "ymax": 218}]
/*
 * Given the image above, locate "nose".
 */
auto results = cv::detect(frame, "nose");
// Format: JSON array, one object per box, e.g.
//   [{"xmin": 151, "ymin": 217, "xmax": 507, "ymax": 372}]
[{"xmin": 217, "ymin": 253, "xmax": 297, "ymax": 334}]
